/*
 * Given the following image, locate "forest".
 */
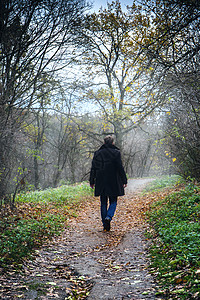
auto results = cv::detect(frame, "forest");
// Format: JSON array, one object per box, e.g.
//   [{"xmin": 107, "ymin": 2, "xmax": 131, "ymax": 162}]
[
  {"xmin": 0, "ymin": 0, "xmax": 200, "ymax": 205},
  {"xmin": 0, "ymin": 1, "xmax": 200, "ymax": 299}
]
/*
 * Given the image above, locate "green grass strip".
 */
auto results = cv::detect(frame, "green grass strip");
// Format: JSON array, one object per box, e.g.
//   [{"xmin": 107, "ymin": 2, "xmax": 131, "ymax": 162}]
[
  {"xmin": 142, "ymin": 175, "xmax": 182, "ymax": 193},
  {"xmin": 0, "ymin": 182, "xmax": 92, "ymax": 268},
  {"xmin": 147, "ymin": 183, "xmax": 200, "ymax": 299},
  {"xmin": 16, "ymin": 182, "xmax": 92, "ymax": 205}
]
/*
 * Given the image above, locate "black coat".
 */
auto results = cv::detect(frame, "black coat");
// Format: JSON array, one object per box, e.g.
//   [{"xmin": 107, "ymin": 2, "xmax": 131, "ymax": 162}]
[{"xmin": 89, "ymin": 144, "xmax": 127, "ymax": 196}]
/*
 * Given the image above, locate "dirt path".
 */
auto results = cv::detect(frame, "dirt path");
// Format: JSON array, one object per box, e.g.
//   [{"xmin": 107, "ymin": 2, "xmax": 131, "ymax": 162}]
[{"xmin": 1, "ymin": 178, "xmax": 160, "ymax": 299}]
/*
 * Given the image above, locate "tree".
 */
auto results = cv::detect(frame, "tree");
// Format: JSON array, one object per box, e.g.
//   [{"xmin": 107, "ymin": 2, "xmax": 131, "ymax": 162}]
[
  {"xmin": 0, "ymin": 0, "xmax": 89, "ymax": 206},
  {"xmin": 161, "ymin": 84, "xmax": 200, "ymax": 180},
  {"xmin": 144, "ymin": 0, "xmax": 200, "ymax": 67},
  {"xmin": 143, "ymin": 0, "xmax": 200, "ymax": 180},
  {"xmin": 74, "ymin": 1, "xmax": 162, "ymax": 150}
]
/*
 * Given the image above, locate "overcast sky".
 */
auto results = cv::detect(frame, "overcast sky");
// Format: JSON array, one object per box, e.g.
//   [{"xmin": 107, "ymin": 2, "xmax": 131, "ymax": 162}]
[{"xmin": 90, "ymin": 0, "xmax": 134, "ymax": 12}]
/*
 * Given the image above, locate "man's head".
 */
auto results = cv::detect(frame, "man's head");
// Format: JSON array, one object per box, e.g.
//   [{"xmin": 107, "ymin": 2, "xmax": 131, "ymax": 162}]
[{"xmin": 104, "ymin": 135, "xmax": 114, "ymax": 145}]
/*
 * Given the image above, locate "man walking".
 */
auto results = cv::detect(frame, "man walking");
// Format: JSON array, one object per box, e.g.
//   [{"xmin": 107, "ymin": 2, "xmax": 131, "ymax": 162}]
[{"xmin": 89, "ymin": 135, "xmax": 127, "ymax": 231}]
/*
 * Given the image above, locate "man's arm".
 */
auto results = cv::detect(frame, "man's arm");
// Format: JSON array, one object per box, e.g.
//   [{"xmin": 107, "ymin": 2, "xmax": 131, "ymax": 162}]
[
  {"xmin": 89, "ymin": 153, "xmax": 96, "ymax": 188},
  {"xmin": 116, "ymin": 152, "xmax": 127, "ymax": 185}
]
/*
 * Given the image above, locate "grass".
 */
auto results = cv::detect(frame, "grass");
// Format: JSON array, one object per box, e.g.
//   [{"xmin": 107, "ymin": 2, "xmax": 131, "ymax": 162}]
[
  {"xmin": 17, "ymin": 182, "xmax": 92, "ymax": 206},
  {"xmin": 145, "ymin": 178, "xmax": 200, "ymax": 299},
  {"xmin": 142, "ymin": 175, "xmax": 183, "ymax": 192},
  {"xmin": 0, "ymin": 182, "xmax": 93, "ymax": 268}
]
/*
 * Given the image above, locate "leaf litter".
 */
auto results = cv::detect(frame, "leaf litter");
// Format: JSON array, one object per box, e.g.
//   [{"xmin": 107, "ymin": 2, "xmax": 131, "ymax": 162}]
[{"xmin": 0, "ymin": 178, "xmax": 170, "ymax": 299}]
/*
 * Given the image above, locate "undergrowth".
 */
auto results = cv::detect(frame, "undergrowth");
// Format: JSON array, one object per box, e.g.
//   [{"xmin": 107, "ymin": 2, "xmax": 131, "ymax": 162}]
[
  {"xmin": 146, "ymin": 180, "xmax": 200, "ymax": 299},
  {"xmin": 143, "ymin": 175, "xmax": 182, "ymax": 193},
  {"xmin": 0, "ymin": 182, "xmax": 92, "ymax": 268}
]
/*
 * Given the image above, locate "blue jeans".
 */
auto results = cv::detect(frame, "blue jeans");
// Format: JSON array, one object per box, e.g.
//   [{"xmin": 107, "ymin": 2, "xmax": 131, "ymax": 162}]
[{"xmin": 100, "ymin": 195, "xmax": 117, "ymax": 227}]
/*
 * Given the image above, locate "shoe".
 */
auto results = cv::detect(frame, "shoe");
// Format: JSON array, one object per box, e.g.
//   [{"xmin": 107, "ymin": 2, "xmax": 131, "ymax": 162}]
[{"xmin": 104, "ymin": 217, "xmax": 111, "ymax": 231}]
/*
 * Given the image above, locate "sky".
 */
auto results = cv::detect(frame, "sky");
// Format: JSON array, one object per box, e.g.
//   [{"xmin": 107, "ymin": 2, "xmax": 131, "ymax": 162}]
[{"xmin": 91, "ymin": 0, "xmax": 134, "ymax": 12}]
